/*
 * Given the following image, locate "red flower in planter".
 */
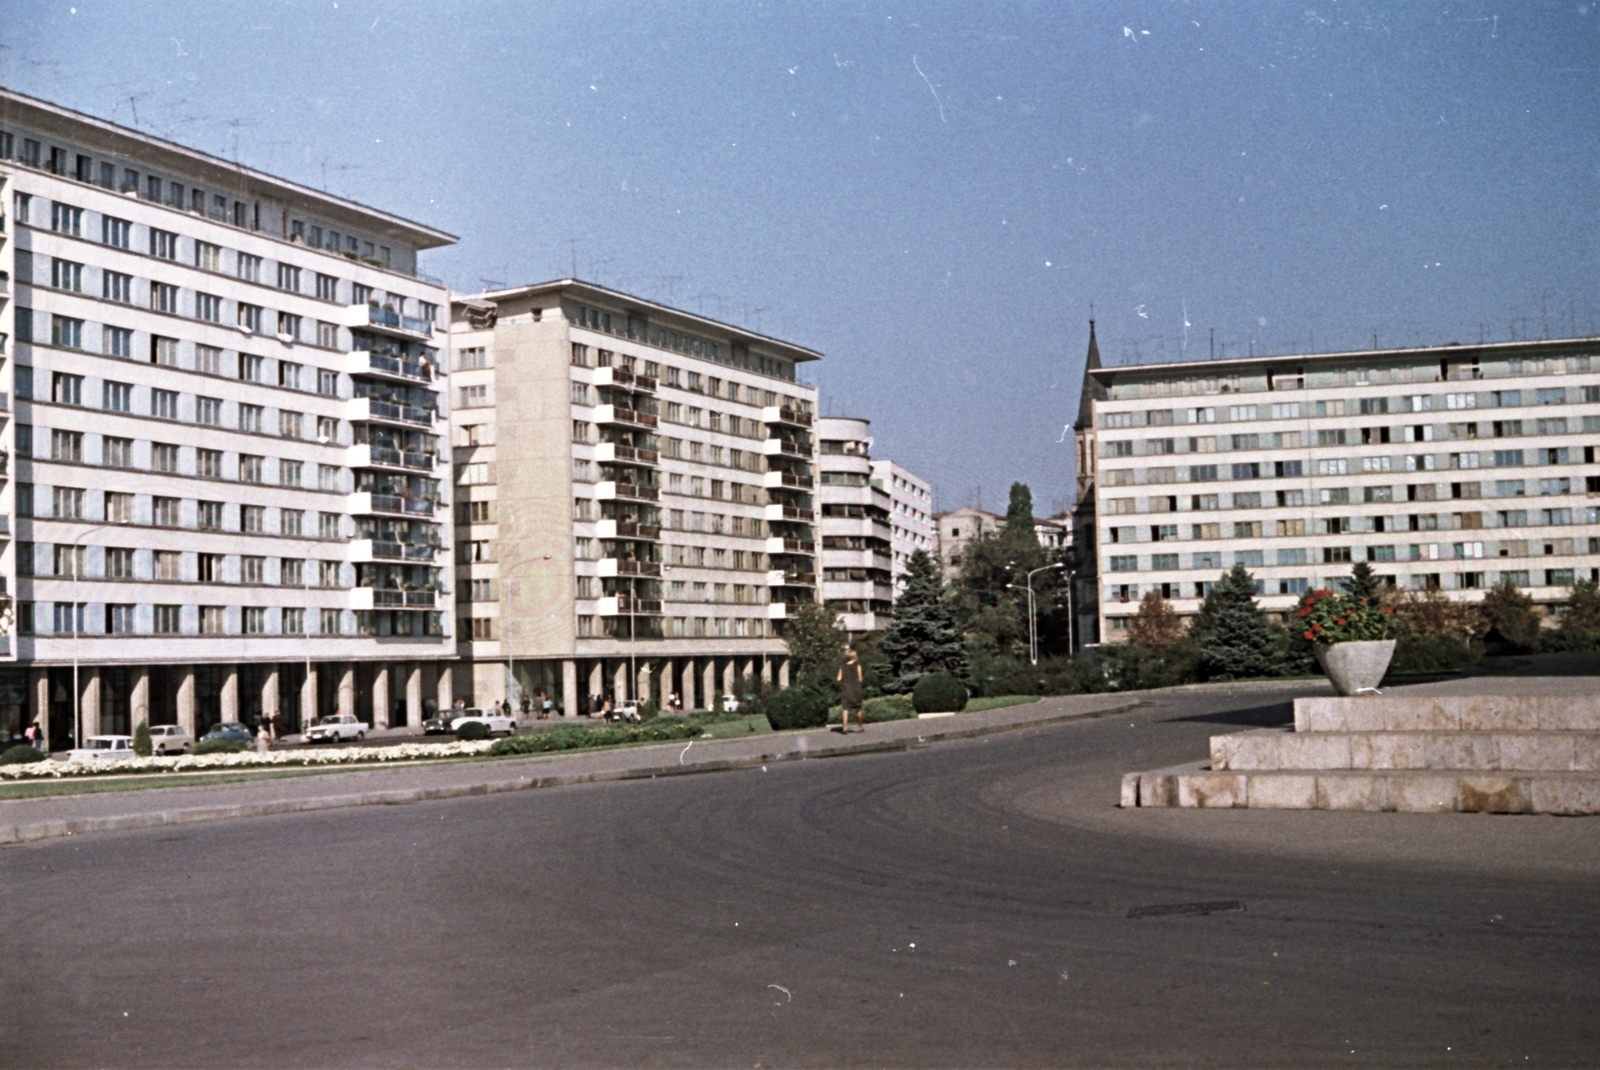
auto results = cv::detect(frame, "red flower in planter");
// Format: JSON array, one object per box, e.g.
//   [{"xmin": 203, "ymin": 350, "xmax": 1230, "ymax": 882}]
[{"xmin": 1304, "ymin": 630, "xmax": 1315, "ymax": 640}]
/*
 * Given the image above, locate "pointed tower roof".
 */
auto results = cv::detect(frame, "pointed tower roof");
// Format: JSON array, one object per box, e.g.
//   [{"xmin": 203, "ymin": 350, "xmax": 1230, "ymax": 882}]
[{"xmin": 1072, "ymin": 319, "xmax": 1108, "ymax": 431}]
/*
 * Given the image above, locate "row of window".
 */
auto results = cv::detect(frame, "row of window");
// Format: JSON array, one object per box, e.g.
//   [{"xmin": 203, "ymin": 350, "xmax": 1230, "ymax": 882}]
[
  {"xmin": 1106, "ymin": 418, "xmax": 1600, "ymax": 456},
  {"xmin": 14, "ymin": 485, "xmax": 343, "ymax": 536},
  {"xmin": 1108, "ymin": 538, "xmax": 1600, "ymax": 573},
  {"xmin": 18, "ymin": 602, "xmax": 347, "ymax": 637},
  {"xmin": 19, "ymin": 302, "xmax": 339, "ymax": 353},
  {"xmin": 1107, "ymin": 478, "xmax": 1598, "ymax": 515},
  {"xmin": 22, "ymin": 369, "xmax": 341, "ymax": 438},
  {"xmin": 1105, "ymin": 448, "xmax": 1595, "ymax": 485},
  {"xmin": 1109, "ymin": 507, "xmax": 1599, "ymax": 543},
  {"xmin": 1104, "ymin": 568, "xmax": 1600, "ymax": 613},
  {"xmin": 1099, "ymin": 385, "xmax": 1600, "ymax": 428},
  {"xmin": 23, "ymin": 428, "xmax": 342, "ymax": 487},
  {"xmin": 17, "ymin": 545, "xmax": 345, "ymax": 585}
]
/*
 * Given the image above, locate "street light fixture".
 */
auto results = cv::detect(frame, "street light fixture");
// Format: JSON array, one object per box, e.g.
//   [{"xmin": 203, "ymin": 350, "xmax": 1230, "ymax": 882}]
[{"xmin": 1006, "ymin": 562, "xmax": 1064, "ymax": 666}]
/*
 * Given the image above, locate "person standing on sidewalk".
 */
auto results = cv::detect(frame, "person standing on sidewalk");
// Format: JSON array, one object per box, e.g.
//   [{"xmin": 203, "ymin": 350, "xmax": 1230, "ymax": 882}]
[{"xmin": 837, "ymin": 650, "xmax": 864, "ymax": 733}]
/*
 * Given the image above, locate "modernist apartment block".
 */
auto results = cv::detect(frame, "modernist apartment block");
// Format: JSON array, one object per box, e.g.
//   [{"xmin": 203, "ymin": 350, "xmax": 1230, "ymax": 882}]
[
  {"xmin": 448, "ymin": 281, "xmax": 820, "ymax": 714},
  {"xmin": 934, "ymin": 506, "xmax": 1069, "ymax": 583},
  {"xmin": 816, "ymin": 417, "xmax": 894, "ymax": 635},
  {"xmin": 0, "ymin": 89, "xmax": 456, "ymax": 749},
  {"xmin": 868, "ymin": 457, "xmax": 935, "ymax": 589},
  {"xmin": 1073, "ymin": 334, "xmax": 1600, "ymax": 641}
]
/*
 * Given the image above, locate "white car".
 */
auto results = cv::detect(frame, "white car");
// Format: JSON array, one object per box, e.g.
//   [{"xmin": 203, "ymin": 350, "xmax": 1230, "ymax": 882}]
[
  {"xmin": 304, "ymin": 714, "xmax": 366, "ymax": 743},
  {"xmin": 149, "ymin": 725, "xmax": 192, "ymax": 755},
  {"xmin": 450, "ymin": 708, "xmax": 518, "ymax": 736},
  {"xmin": 67, "ymin": 735, "xmax": 136, "ymax": 763}
]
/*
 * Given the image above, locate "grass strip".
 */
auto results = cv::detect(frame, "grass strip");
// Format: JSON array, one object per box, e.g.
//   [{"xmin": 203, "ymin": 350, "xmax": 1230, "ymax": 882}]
[{"xmin": 963, "ymin": 695, "xmax": 1042, "ymax": 713}]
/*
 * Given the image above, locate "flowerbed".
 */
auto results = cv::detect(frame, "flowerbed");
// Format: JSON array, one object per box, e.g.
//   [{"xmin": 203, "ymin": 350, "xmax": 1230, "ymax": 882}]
[
  {"xmin": 1295, "ymin": 588, "xmax": 1395, "ymax": 644},
  {"xmin": 0, "ymin": 739, "xmax": 498, "ymax": 780}
]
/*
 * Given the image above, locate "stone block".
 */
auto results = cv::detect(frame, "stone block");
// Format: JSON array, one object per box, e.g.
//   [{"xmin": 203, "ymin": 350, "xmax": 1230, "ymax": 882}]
[
  {"xmin": 1388, "ymin": 775, "xmax": 1459, "ymax": 813},
  {"xmin": 1384, "ymin": 700, "xmax": 1460, "ymax": 732},
  {"xmin": 1139, "ymin": 773, "xmax": 1176, "ymax": 808},
  {"xmin": 1432, "ymin": 733, "xmax": 1500, "ymax": 771},
  {"xmin": 1370, "ymin": 733, "xmax": 1431, "ymax": 770},
  {"xmin": 1536, "ymin": 698, "xmax": 1600, "ymax": 731},
  {"xmin": 1212, "ymin": 731, "xmax": 1283, "ymax": 771},
  {"xmin": 1529, "ymin": 776, "xmax": 1600, "ymax": 815},
  {"xmin": 1458, "ymin": 697, "xmax": 1537, "ymax": 732},
  {"xmin": 1287, "ymin": 732, "xmax": 1354, "ymax": 770},
  {"xmin": 1458, "ymin": 776, "xmax": 1530, "ymax": 814},
  {"xmin": 1572, "ymin": 737, "xmax": 1600, "ymax": 772},
  {"xmin": 1315, "ymin": 774, "xmax": 1387, "ymax": 812},
  {"xmin": 1177, "ymin": 774, "xmax": 1246, "ymax": 808},
  {"xmin": 1498, "ymin": 734, "xmax": 1577, "ymax": 771},
  {"xmin": 1244, "ymin": 774, "xmax": 1317, "ymax": 809},
  {"xmin": 1120, "ymin": 773, "xmax": 1141, "ymax": 809}
]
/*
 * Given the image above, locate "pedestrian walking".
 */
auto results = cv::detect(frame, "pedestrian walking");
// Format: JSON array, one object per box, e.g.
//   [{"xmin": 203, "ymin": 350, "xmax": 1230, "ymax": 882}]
[
  {"xmin": 837, "ymin": 650, "xmax": 865, "ymax": 733},
  {"xmin": 24, "ymin": 722, "xmax": 39, "ymax": 751},
  {"xmin": 667, "ymin": 691, "xmax": 682, "ymax": 715},
  {"xmin": 539, "ymin": 691, "xmax": 554, "ymax": 719},
  {"xmin": 255, "ymin": 722, "xmax": 272, "ymax": 753},
  {"xmin": 520, "ymin": 694, "xmax": 532, "ymax": 718}
]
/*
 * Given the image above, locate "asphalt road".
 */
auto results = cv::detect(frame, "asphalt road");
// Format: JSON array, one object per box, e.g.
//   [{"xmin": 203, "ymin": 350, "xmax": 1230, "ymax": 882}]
[{"xmin": 5, "ymin": 686, "xmax": 1598, "ymax": 1068}]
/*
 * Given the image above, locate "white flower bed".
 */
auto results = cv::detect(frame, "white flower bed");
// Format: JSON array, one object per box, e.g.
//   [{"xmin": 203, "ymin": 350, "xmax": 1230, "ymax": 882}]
[{"xmin": 1, "ymin": 739, "xmax": 498, "ymax": 780}]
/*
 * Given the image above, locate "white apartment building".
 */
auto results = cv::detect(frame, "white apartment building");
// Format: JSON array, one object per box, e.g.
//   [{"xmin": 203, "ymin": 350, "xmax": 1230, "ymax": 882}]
[
  {"xmin": 0, "ymin": 89, "xmax": 457, "ymax": 749},
  {"xmin": 868, "ymin": 458, "xmax": 935, "ymax": 590},
  {"xmin": 816, "ymin": 417, "xmax": 893, "ymax": 635},
  {"xmin": 935, "ymin": 506, "xmax": 1070, "ymax": 583},
  {"xmin": 1072, "ymin": 331, "xmax": 1600, "ymax": 643},
  {"xmin": 448, "ymin": 281, "xmax": 819, "ymax": 713}
]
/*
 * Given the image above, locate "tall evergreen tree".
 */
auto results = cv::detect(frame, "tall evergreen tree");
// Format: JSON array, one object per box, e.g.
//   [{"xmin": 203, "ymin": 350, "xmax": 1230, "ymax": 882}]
[
  {"xmin": 954, "ymin": 482, "xmax": 1068, "ymax": 657},
  {"xmin": 1345, "ymin": 560, "xmax": 1382, "ymax": 603},
  {"xmin": 878, "ymin": 550, "xmax": 968, "ymax": 690},
  {"xmin": 1191, "ymin": 564, "xmax": 1282, "ymax": 679}
]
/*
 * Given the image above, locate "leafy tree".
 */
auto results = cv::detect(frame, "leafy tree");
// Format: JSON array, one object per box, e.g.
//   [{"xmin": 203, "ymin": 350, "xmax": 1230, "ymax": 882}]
[
  {"xmin": 878, "ymin": 550, "xmax": 968, "ymax": 690},
  {"xmin": 781, "ymin": 600, "xmax": 846, "ymax": 689},
  {"xmin": 1481, "ymin": 580, "xmax": 1542, "ymax": 650},
  {"xmin": 1190, "ymin": 564, "xmax": 1282, "ymax": 679},
  {"xmin": 1561, "ymin": 578, "xmax": 1600, "ymax": 633},
  {"xmin": 1384, "ymin": 588, "xmax": 1487, "ymax": 640},
  {"xmin": 954, "ymin": 482, "xmax": 1069, "ymax": 657},
  {"xmin": 1126, "ymin": 591, "xmax": 1184, "ymax": 654}
]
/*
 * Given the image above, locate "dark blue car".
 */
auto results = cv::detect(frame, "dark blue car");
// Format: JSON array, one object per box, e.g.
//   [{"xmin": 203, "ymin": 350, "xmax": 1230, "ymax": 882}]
[{"xmin": 200, "ymin": 721, "xmax": 254, "ymax": 745}]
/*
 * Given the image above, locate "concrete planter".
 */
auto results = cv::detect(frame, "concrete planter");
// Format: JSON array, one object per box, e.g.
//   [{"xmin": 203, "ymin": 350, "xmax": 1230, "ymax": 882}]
[{"xmin": 1313, "ymin": 640, "xmax": 1396, "ymax": 696}]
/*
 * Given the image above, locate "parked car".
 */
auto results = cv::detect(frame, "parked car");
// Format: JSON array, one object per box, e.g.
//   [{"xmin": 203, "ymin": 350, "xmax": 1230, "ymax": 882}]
[
  {"xmin": 450, "ymin": 708, "xmax": 518, "ymax": 736},
  {"xmin": 67, "ymin": 735, "xmax": 136, "ymax": 763},
  {"xmin": 304, "ymin": 714, "xmax": 366, "ymax": 743},
  {"xmin": 421, "ymin": 712, "xmax": 456, "ymax": 736},
  {"xmin": 148, "ymin": 725, "xmax": 192, "ymax": 755},
  {"xmin": 200, "ymin": 722, "xmax": 253, "ymax": 745}
]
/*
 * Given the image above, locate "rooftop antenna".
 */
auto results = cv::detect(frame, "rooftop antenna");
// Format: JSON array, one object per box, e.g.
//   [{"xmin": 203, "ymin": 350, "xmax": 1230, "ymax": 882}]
[{"xmin": 1210, "ymin": 327, "xmax": 1215, "ymax": 360}]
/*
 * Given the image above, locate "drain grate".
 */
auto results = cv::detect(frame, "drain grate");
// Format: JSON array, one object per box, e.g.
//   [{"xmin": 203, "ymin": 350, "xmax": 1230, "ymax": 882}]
[{"xmin": 1128, "ymin": 900, "xmax": 1245, "ymax": 919}]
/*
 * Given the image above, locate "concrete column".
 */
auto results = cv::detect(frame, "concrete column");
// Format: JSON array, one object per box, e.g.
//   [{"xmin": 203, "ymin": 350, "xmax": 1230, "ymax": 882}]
[
  {"xmin": 30, "ymin": 669, "xmax": 49, "ymax": 752},
  {"xmin": 337, "ymin": 664, "xmax": 354, "ymax": 720},
  {"xmin": 177, "ymin": 669, "xmax": 197, "ymax": 737},
  {"xmin": 778, "ymin": 657, "xmax": 790, "ymax": 688},
  {"xmin": 659, "ymin": 659, "xmax": 674, "ymax": 711},
  {"xmin": 637, "ymin": 660, "xmax": 652, "ymax": 706},
  {"xmin": 130, "ymin": 667, "xmax": 150, "ymax": 731},
  {"xmin": 562, "ymin": 659, "xmax": 578, "ymax": 718},
  {"xmin": 701, "ymin": 659, "xmax": 716, "ymax": 710},
  {"xmin": 81, "ymin": 668, "xmax": 101, "ymax": 742},
  {"xmin": 435, "ymin": 662, "xmax": 454, "ymax": 713},
  {"xmin": 680, "ymin": 658, "xmax": 696, "ymax": 712},
  {"xmin": 588, "ymin": 661, "xmax": 604, "ymax": 713},
  {"xmin": 372, "ymin": 665, "xmax": 390, "ymax": 729},
  {"xmin": 220, "ymin": 667, "xmax": 239, "ymax": 723},
  {"xmin": 263, "ymin": 668, "xmax": 280, "ymax": 723},
  {"xmin": 760, "ymin": 656, "xmax": 773, "ymax": 685},
  {"xmin": 405, "ymin": 663, "xmax": 423, "ymax": 727},
  {"xmin": 304, "ymin": 664, "xmax": 319, "ymax": 726},
  {"xmin": 722, "ymin": 659, "xmax": 736, "ymax": 699},
  {"xmin": 612, "ymin": 661, "xmax": 628, "ymax": 704}
]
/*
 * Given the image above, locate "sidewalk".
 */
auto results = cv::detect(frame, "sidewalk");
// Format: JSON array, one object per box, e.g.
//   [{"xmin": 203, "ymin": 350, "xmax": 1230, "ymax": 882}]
[{"xmin": 1, "ymin": 693, "xmax": 1141, "ymax": 846}]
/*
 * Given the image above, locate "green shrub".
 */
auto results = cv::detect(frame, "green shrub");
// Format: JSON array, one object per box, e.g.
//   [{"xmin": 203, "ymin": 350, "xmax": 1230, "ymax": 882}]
[
  {"xmin": 1389, "ymin": 633, "xmax": 1484, "ymax": 674},
  {"xmin": 132, "ymin": 721, "xmax": 153, "ymax": 757},
  {"xmin": 1535, "ymin": 629, "xmax": 1600, "ymax": 654},
  {"xmin": 764, "ymin": 686, "xmax": 830, "ymax": 731},
  {"xmin": 639, "ymin": 698, "xmax": 659, "ymax": 721},
  {"xmin": 454, "ymin": 720, "xmax": 491, "ymax": 741},
  {"xmin": 966, "ymin": 654, "xmax": 1106, "ymax": 698},
  {"xmin": 913, "ymin": 672, "xmax": 968, "ymax": 713},
  {"xmin": 0, "ymin": 744, "xmax": 47, "ymax": 765},
  {"xmin": 488, "ymin": 719, "xmax": 701, "ymax": 756},
  {"xmin": 193, "ymin": 738, "xmax": 247, "ymax": 755},
  {"xmin": 864, "ymin": 693, "xmax": 917, "ymax": 723}
]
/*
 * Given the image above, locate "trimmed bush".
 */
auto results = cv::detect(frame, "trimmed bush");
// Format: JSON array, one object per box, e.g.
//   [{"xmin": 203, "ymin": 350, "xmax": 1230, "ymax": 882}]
[
  {"xmin": 913, "ymin": 672, "xmax": 968, "ymax": 713},
  {"xmin": 133, "ymin": 721, "xmax": 153, "ymax": 757},
  {"xmin": 454, "ymin": 720, "xmax": 491, "ymax": 741},
  {"xmin": 639, "ymin": 699, "xmax": 659, "ymax": 721},
  {"xmin": 1, "ymin": 744, "xmax": 47, "ymax": 765},
  {"xmin": 193, "ymin": 738, "xmax": 248, "ymax": 755},
  {"xmin": 488, "ymin": 719, "xmax": 702, "ymax": 756},
  {"xmin": 1390, "ymin": 633, "xmax": 1484, "ymax": 675},
  {"xmin": 1536, "ymin": 629, "xmax": 1600, "ymax": 654},
  {"xmin": 864, "ymin": 693, "xmax": 917, "ymax": 723},
  {"xmin": 764, "ymin": 686, "xmax": 830, "ymax": 731}
]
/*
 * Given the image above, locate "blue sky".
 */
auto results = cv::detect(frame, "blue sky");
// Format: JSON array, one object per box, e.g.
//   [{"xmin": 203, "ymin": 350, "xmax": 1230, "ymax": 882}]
[{"xmin": 6, "ymin": 1, "xmax": 1597, "ymax": 514}]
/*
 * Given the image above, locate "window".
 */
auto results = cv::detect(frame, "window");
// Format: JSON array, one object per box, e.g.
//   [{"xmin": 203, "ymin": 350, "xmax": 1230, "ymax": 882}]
[
  {"xmin": 460, "ymin": 384, "xmax": 489, "ymax": 407},
  {"xmin": 1323, "ymin": 547, "xmax": 1353, "ymax": 563},
  {"xmin": 101, "ymin": 215, "xmax": 132, "ymax": 248},
  {"xmin": 319, "ymin": 512, "xmax": 342, "ymax": 540},
  {"xmin": 1189, "ymin": 464, "xmax": 1217, "ymax": 482},
  {"xmin": 104, "ymin": 326, "xmax": 133, "ymax": 358},
  {"xmin": 241, "ymin": 505, "xmax": 265, "ymax": 533},
  {"xmin": 316, "ymin": 273, "xmax": 339, "ymax": 301},
  {"xmin": 197, "ymin": 553, "xmax": 224, "ymax": 583},
  {"xmin": 152, "ymin": 551, "xmax": 181, "ymax": 581},
  {"xmin": 50, "ymin": 202, "xmax": 83, "ymax": 236},
  {"xmin": 197, "ymin": 449, "xmax": 223, "ymax": 479},
  {"xmin": 277, "ymin": 264, "xmax": 301, "ymax": 292},
  {"xmin": 280, "ymin": 460, "xmax": 303, "ymax": 487},
  {"xmin": 52, "ymin": 486, "xmax": 85, "ymax": 519},
  {"xmin": 195, "ymin": 241, "xmax": 222, "ymax": 272},
  {"xmin": 320, "ymin": 609, "xmax": 342, "ymax": 635},
  {"xmin": 281, "ymin": 559, "xmax": 305, "ymax": 586},
  {"xmin": 105, "ymin": 492, "xmax": 133, "ymax": 523},
  {"xmin": 281, "ymin": 509, "xmax": 304, "ymax": 536},
  {"xmin": 103, "ymin": 437, "xmax": 133, "ymax": 467},
  {"xmin": 52, "ymin": 372, "xmax": 84, "ymax": 406},
  {"xmin": 152, "ymin": 336, "xmax": 179, "ymax": 366},
  {"xmin": 197, "ymin": 397, "xmax": 223, "ymax": 426},
  {"xmin": 150, "ymin": 228, "xmax": 178, "ymax": 259},
  {"xmin": 1536, "ymin": 388, "xmax": 1566, "ymax": 406},
  {"xmin": 459, "ymin": 347, "xmax": 489, "ymax": 369},
  {"xmin": 151, "ymin": 283, "xmax": 179, "ymax": 313},
  {"xmin": 51, "ymin": 316, "xmax": 84, "ymax": 349},
  {"xmin": 238, "ymin": 253, "xmax": 262, "ymax": 282},
  {"xmin": 239, "ymin": 404, "xmax": 263, "ymax": 433},
  {"xmin": 278, "ymin": 312, "xmax": 302, "ymax": 340},
  {"xmin": 282, "ymin": 608, "xmax": 306, "ymax": 633},
  {"xmin": 1275, "ymin": 460, "xmax": 1304, "ymax": 478},
  {"xmin": 1316, "ymin": 459, "xmax": 1349, "ymax": 476},
  {"xmin": 238, "ymin": 303, "xmax": 263, "ymax": 333},
  {"xmin": 51, "ymin": 258, "xmax": 83, "ymax": 291},
  {"xmin": 317, "ymin": 321, "xmax": 338, "ymax": 348},
  {"xmin": 279, "ymin": 362, "xmax": 303, "ymax": 391},
  {"xmin": 1235, "ymin": 550, "xmax": 1264, "ymax": 567},
  {"xmin": 317, "ymin": 369, "xmax": 339, "ymax": 397},
  {"xmin": 50, "ymin": 430, "xmax": 83, "ymax": 462},
  {"xmin": 154, "ymin": 445, "xmax": 182, "ymax": 475},
  {"xmin": 198, "ymin": 501, "xmax": 224, "ymax": 530},
  {"xmin": 196, "ymin": 293, "xmax": 222, "ymax": 323},
  {"xmin": 571, "ymin": 420, "xmax": 590, "ymax": 443},
  {"xmin": 105, "ymin": 549, "xmax": 135, "ymax": 580},
  {"xmin": 200, "ymin": 607, "xmax": 227, "ymax": 635},
  {"xmin": 1231, "ymin": 463, "xmax": 1261, "ymax": 480},
  {"xmin": 154, "ymin": 605, "xmax": 182, "ymax": 634},
  {"xmin": 280, "ymin": 411, "xmax": 303, "ymax": 438},
  {"xmin": 242, "ymin": 607, "xmax": 267, "ymax": 635},
  {"xmin": 53, "ymin": 603, "xmax": 87, "ymax": 635},
  {"xmin": 318, "ymin": 560, "xmax": 341, "ymax": 587},
  {"xmin": 319, "ymin": 464, "xmax": 341, "ymax": 491},
  {"xmin": 1108, "ymin": 556, "xmax": 1137, "ymax": 572}
]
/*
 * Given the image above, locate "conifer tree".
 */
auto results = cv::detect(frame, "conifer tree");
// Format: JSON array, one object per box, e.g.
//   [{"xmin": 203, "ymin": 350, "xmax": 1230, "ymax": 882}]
[
  {"xmin": 1346, "ymin": 560, "xmax": 1382, "ymax": 603},
  {"xmin": 879, "ymin": 550, "xmax": 968, "ymax": 690},
  {"xmin": 1191, "ymin": 564, "xmax": 1282, "ymax": 679},
  {"xmin": 1127, "ymin": 590, "xmax": 1184, "ymax": 654}
]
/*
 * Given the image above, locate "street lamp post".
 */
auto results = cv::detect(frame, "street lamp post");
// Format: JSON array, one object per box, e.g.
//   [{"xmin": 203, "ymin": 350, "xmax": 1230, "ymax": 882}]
[
  {"xmin": 71, "ymin": 522, "xmax": 110, "ymax": 750},
  {"xmin": 1007, "ymin": 562, "xmax": 1065, "ymax": 666}
]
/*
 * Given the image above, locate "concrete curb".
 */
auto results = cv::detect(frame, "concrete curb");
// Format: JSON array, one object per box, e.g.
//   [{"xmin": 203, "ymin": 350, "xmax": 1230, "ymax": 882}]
[{"xmin": 1, "ymin": 698, "xmax": 1140, "ymax": 845}]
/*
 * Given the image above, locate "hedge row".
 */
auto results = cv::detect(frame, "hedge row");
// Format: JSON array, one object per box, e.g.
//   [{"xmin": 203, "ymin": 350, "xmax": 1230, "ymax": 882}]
[{"xmin": 487, "ymin": 719, "xmax": 703, "ymax": 756}]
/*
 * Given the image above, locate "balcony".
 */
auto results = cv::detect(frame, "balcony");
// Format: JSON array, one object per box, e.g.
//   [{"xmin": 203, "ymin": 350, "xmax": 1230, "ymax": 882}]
[
  {"xmin": 596, "ymin": 519, "xmax": 661, "ymax": 540},
  {"xmin": 345, "ymin": 349, "xmax": 433, "ymax": 383},
  {"xmin": 597, "ymin": 594, "xmax": 663, "ymax": 616},
  {"xmin": 770, "ymin": 571, "xmax": 816, "ymax": 587},
  {"xmin": 345, "ymin": 303, "xmax": 434, "ymax": 339},
  {"xmin": 349, "ymin": 396, "xmax": 436, "ymax": 427},
  {"xmin": 764, "ymin": 537, "xmax": 816, "ymax": 555},
  {"xmin": 593, "ymin": 366, "xmax": 657, "ymax": 393},
  {"xmin": 349, "ymin": 444, "xmax": 438, "ymax": 472},
  {"xmin": 594, "ymin": 442, "xmax": 659, "ymax": 466},
  {"xmin": 762, "ymin": 405, "xmax": 813, "ymax": 428},
  {"xmin": 763, "ymin": 504, "xmax": 815, "ymax": 523},
  {"xmin": 348, "ymin": 491, "xmax": 434, "ymax": 517},
  {"xmin": 594, "ymin": 404, "xmax": 659, "ymax": 429},
  {"xmin": 761, "ymin": 437, "xmax": 813, "ymax": 458},
  {"xmin": 597, "ymin": 558, "xmax": 663, "ymax": 578},
  {"xmin": 596, "ymin": 480, "xmax": 660, "ymax": 502},
  {"xmin": 348, "ymin": 538, "xmax": 438, "ymax": 563},
  {"xmin": 350, "ymin": 588, "xmax": 439, "ymax": 610},
  {"xmin": 762, "ymin": 470, "xmax": 813, "ymax": 490}
]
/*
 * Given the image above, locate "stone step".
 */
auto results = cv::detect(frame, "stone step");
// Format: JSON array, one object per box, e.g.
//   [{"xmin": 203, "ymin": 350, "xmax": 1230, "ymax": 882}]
[
  {"xmin": 1121, "ymin": 763, "xmax": 1600, "ymax": 814},
  {"xmin": 1295, "ymin": 695, "xmax": 1600, "ymax": 734},
  {"xmin": 1212, "ymin": 727, "xmax": 1600, "ymax": 772}
]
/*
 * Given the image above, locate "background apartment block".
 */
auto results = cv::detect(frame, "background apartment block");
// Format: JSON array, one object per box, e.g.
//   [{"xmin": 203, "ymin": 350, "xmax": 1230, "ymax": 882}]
[
  {"xmin": 0, "ymin": 89, "xmax": 457, "ymax": 749},
  {"xmin": 1073, "ymin": 334, "xmax": 1600, "ymax": 642},
  {"xmin": 816, "ymin": 417, "xmax": 893, "ymax": 635},
  {"xmin": 448, "ymin": 281, "xmax": 819, "ymax": 714},
  {"xmin": 868, "ymin": 457, "xmax": 935, "ymax": 590},
  {"xmin": 935, "ymin": 506, "xmax": 1069, "ymax": 582}
]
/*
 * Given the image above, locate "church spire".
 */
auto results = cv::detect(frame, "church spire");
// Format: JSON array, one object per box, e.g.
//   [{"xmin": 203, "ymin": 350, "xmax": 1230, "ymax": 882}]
[{"xmin": 1073, "ymin": 318, "xmax": 1107, "ymax": 432}]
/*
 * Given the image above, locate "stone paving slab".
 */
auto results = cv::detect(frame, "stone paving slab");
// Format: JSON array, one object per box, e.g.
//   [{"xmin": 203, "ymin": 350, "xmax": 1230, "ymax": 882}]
[
  {"xmin": 1295, "ymin": 694, "xmax": 1600, "ymax": 733},
  {"xmin": 1213, "ymin": 726, "xmax": 1600, "ymax": 772},
  {"xmin": 1, "ymin": 693, "xmax": 1139, "ymax": 845}
]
